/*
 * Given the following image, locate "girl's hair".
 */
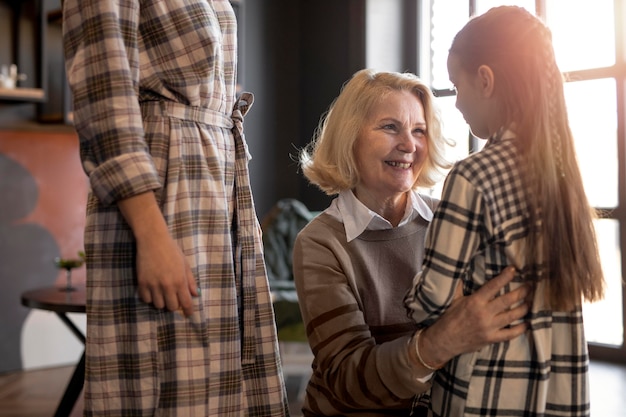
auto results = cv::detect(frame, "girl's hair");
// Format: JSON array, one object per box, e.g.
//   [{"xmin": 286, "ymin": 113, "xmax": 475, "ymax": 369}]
[
  {"xmin": 450, "ymin": 6, "xmax": 604, "ymax": 310},
  {"xmin": 300, "ymin": 69, "xmax": 452, "ymax": 195}
]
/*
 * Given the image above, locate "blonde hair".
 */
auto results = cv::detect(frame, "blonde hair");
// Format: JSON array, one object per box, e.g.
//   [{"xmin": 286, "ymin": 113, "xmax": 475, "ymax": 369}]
[
  {"xmin": 300, "ymin": 69, "xmax": 452, "ymax": 195},
  {"xmin": 450, "ymin": 6, "xmax": 604, "ymax": 310}
]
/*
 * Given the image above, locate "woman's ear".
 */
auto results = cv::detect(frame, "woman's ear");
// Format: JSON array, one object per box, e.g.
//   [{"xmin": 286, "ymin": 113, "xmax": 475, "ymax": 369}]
[{"xmin": 476, "ymin": 65, "xmax": 495, "ymax": 98}]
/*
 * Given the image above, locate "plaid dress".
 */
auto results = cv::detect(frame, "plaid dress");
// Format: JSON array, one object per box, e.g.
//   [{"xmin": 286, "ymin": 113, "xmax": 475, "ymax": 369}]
[
  {"xmin": 63, "ymin": 1, "xmax": 288, "ymax": 415},
  {"xmin": 405, "ymin": 132, "xmax": 590, "ymax": 416}
]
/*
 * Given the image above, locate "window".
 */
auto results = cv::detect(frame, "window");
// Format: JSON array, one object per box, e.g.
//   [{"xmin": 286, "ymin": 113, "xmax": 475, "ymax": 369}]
[{"xmin": 415, "ymin": 0, "xmax": 625, "ymax": 362}]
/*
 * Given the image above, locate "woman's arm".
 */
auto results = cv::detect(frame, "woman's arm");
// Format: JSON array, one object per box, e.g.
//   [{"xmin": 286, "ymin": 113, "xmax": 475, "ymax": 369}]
[
  {"xmin": 64, "ymin": 0, "xmax": 160, "ymax": 205},
  {"xmin": 118, "ymin": 192, "xmax": 198, "ymax": 317},
  {"xmin": 293, "ymin": 221, "xmax": 429, "ymax": 409},
  {"xmin": 294, "ymin": 217, "xmax": 529, "ymax": 411},
  {"xmin": 64, "ymin": 1, "xmax": 197, "ymax": 315}
]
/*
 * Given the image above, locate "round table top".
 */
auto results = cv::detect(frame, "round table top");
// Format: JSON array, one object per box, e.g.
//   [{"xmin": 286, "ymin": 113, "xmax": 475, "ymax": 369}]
[{"xmin": 21, "ymin": 286, "xmax": 86, "ymax": 313}]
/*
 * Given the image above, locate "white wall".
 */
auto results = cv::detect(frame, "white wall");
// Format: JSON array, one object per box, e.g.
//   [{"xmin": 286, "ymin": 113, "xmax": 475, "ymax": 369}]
[
  {"xmin": 20, "ymin": 310, "xmax": 86, "ymax": 370},
  {"xmin": 366, "ymin": 0, "xmax": 403, "ymax": 71}
]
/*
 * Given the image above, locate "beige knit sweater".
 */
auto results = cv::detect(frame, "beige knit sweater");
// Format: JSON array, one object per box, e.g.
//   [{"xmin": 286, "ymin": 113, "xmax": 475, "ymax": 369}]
[{"xmin": 293, "ymin": 200, "xmax": 436, "ymax": 416}]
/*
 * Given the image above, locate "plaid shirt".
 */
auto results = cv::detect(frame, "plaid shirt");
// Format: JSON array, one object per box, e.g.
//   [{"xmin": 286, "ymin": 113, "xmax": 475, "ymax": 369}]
[
  {"xmin": 405, "ymin": 132, "xmax": 590, "ymax": 416},
  {"xmin": 63, "ymin": 1, "xmax": 288, "ymax": 415}
]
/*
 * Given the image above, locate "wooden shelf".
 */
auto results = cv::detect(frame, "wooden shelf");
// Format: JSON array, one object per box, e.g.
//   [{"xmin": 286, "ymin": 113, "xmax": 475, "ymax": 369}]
[{"xmin": 0, "ymin": 87, "xmax": 45, "ymax": 102}]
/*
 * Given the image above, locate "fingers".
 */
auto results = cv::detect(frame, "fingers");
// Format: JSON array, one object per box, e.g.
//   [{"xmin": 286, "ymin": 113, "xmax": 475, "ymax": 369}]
[
  {"xmin": 138, "ymin": 286, "xmax": 153, "ymax": 306},
  {"xmin": 140, "ymin": 283, "xmax": 195, "ymax": 317},
  {"xmin": 178, "ymin": 264, "xmax": 198, "ymax": 317},
  {"xmin": 163, "ymin": 263, "xmax": 194, "ymax": 315},
  {"xmin": 177, "ymin": 280, "xmax": 196, "ymax": 318},
  {"xmin": 164, "ymin": 288, "xmax": 182, "ymax": 313},
  {"xmin": 476, "ymin": 266, "xmax": 516, "ymax": 300},
  {"xmin": 137, "ymin": 283, "xmax": 179, "ymax": 310},
  {"xmin": 137, "ymin": 270, "xmax": 197, "ymax": 317},
  {"xmin": 436, "ymin": 267, "xmax": 531, "ymax": 354},
  {"xmin": 495, "ymin": 282, "xmax": 530, "ymax": 310},
  {"xmin": 494, "ymin": 300, "xmax": 529, "ymax": 329},
  {"xmin": 161, "ymin": 268, "xmax": 196, "ymax": 317},
  {"xmin": 187, "ymin": 268, "xmax": 199, "ymax": 298},
  {"xmin": 135, "ymin": 235, "xmax": 198, "ymax": 317},
  {"xmin": 492, "ymin": 322, "xmax": 527, "ymax": 344},
  {"xmin": 478, "ymin": 266, "xmax": 531, "ymax": 314}
]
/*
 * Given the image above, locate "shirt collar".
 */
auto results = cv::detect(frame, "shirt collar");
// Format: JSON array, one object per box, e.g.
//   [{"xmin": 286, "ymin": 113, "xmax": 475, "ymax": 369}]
[{"xmin": 327, "ymin": 189, "xmax": 433, "ymax": 242}]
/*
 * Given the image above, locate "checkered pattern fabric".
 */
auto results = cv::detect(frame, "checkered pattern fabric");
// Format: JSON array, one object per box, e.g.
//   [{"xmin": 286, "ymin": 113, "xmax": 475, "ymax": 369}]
[
  {"xmin": 405, "ymin": 133, "xmax": 590, "ymax": 416},
  {"xmin": 63, "ymin": 1, "xmax": 288, "ymax": 415}
]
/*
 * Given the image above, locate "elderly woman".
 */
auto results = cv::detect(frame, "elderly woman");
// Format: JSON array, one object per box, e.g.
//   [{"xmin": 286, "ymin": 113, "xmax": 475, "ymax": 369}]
[{"xmin": 293, "ymin": 69, "xmax": 529, "ymax": 416}]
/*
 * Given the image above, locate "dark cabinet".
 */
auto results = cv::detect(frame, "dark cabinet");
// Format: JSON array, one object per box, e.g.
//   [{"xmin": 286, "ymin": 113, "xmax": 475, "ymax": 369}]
[
  {"xmin": 2, "ymin": 0, "xmax": 241, "ymax": 125},
  {"xmin": 0, "ymin": 0, "xmax": 72, "ymax": 124},
  {"xmin": 0, "ymin": 0, "xmax": 46, "ymax": 103},
  {"xmin": 37, "ymin": 5, "xmax": 73, "ymax": 124}
]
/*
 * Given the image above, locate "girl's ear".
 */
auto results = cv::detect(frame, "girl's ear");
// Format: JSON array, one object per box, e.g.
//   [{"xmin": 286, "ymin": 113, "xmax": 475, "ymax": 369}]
[{"xmin": 477, "ymin": 65, "xmax": 495, "ymax": 98}]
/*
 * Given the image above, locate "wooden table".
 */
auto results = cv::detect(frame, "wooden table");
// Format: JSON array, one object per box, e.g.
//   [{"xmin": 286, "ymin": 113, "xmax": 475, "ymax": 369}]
[{"xmin": 21, "ymin": 286, "xmax": 86, "ymax": 417}]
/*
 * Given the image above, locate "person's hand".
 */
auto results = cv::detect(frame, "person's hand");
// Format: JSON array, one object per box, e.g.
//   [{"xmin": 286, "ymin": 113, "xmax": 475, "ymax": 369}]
[
  {"xmin": 418, "ymin": 266, "xmax": 529, "ymax": 368},
  {"xmin": 117, "ymin": 191, "xmax": 198, "ymax": 317},
  {"xmin": 135, "ymin": 229, "xmax": 198, "ymax": 317}
]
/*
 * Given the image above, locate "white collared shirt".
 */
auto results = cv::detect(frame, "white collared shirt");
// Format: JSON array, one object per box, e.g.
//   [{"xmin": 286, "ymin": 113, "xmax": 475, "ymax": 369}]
[{"xmin": 326, "ymin": 189, "xmax": 434, "ymax": 242}]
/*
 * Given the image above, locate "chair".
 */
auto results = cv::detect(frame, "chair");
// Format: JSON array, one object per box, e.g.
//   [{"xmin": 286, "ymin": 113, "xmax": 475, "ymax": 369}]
[
  {"xmin": 261, "ymin": 198, "xmax": 317, "ymax": 404},
  {"xmin": 262, "ymin": 198, "xmax": 317, "ymax": 341}
]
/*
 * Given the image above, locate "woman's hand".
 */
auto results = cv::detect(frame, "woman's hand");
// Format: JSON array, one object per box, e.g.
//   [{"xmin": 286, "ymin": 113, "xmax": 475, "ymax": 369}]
[
  {"xmin": 417, "ymin": 267, "xmax": 529, "ymax": 368},
  {"xmin": 134, "ymin": 225, "xmax": 197, "ymax": 317},
  {"xmin": 118, "ymin": 192, "xmax": 198, "ymax": 317}
]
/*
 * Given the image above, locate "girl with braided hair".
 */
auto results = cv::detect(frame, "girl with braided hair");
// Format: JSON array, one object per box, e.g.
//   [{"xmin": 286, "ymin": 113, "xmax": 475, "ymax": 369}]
[{"xmin": 404, "ymin": 6, "xmax": 604, "ymax": 416}]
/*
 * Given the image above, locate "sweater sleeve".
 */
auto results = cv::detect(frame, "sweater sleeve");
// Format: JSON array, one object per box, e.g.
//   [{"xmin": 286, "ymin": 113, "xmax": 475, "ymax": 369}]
[
  {"xmin": 405, "ymin": 169, "xmax": 485, "ymax": 326},
  {"xmin": 293, "ymin": 217, "xmax": 430, "ymax": 412}
]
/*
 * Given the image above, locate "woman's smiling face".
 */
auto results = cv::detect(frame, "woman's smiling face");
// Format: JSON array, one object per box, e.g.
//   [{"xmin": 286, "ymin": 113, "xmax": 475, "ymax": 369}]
[{"xmin": 353, "ymin": 89, "xmax": 429, "ymax": 206}]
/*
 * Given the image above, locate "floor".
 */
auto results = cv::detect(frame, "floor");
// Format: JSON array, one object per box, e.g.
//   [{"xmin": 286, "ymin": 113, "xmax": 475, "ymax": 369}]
[
  {"xmin": 0, "ymin": 342, "xmax": 312, "ymax": 417},
  {"xmin": 0, "ymin": 358, "xmax": 624, "ymax": 416},
  {"xmin": 587, "ymin": 360, "xmax": 626, "ymax": 417}
]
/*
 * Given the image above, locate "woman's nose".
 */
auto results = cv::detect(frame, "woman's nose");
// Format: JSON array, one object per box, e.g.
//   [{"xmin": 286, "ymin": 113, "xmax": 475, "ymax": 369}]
[
  {"xmin": 398, "ymin": 131, "xmax": 423, "ymax": 153},
  {"xmin": 397, "ymin": 131, "xmax": 412, "ymax": 151}
]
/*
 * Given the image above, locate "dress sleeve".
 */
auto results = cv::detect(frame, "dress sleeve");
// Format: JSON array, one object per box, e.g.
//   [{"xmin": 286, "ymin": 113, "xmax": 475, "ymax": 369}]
[
  {"xmin": 63, "ymin": 0, "xmax": 161, "ymax": 206},
  {"xmin": 293, "ymin": 220, "xmax": 430, "ymax": 410},
  {"xmin": 405, "ymin": 168, "xmax": 485, "ymax": 326}
]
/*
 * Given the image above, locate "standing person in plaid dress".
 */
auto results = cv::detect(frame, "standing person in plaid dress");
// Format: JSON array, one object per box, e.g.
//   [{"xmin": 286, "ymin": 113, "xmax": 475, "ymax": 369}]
[
  {"xmin": 62, "ymin": 0, "xmax": 289, "ymax": 415},
  {"xmin": 404, "ymin": 6, "xmax": 605, "ymax": 417}
]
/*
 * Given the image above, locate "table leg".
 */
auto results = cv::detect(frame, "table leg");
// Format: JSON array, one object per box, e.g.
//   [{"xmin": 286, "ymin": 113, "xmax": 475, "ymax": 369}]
[
  {"xmin": 53, "ymin": 351, "xmax": 85, "ymax": 417},
  {"xmin": 52, "ymin": 312, "xmax": 86, "ymax": 417},
  {"xmin": 55, "ymin": 312, "xmax": 86, "ymax": 344}
]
